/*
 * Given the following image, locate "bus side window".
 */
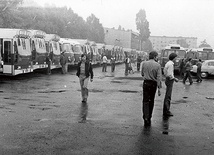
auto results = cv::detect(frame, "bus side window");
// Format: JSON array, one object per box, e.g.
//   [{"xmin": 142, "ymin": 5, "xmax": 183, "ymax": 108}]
[
  {"xmin": 0, "ymin": 39, "xmax": 3, "ymax": 62},
  {"xmin": 14, "ymin": 41, "xmax": 18, "ymax": 63},
  {"xmin": 4, "ymin": 41, "xmax": 11, "ymax": 63},
  {"xmin": 18, "ymin": 38, "xmax": 21, "ymax": 46},
  {"xmin": 32, "ymin": 41, "xmax": 36, "ymax": 61}
]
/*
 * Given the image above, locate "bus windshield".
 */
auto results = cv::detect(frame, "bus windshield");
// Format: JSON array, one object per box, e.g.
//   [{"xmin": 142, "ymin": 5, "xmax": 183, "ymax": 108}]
[
  {"xmin": 164, "ymin": 49, "xmax": 186, "ymax": 58},
  {"xmin": 198, "ymin": 52, "xmax": 208, "ymax": 60},
  {"xmin": 73, "ymin": 45, "xmax": 82, "ymax": 53},
  {"xmin": 16, "ymin": 38, "xmax": 31, "ymax": 56}
]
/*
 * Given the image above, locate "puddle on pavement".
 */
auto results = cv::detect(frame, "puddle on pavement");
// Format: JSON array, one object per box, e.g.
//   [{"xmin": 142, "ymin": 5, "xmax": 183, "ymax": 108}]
[
  {"xmin": 119, "ymin": 90, "xmax": 139, "ymax": 93},
  {"xmin": 114, "ymin": 77, "xmax": 143, "ymax": 80},
  {"xmin": 111, "ymin": 81, "xmax": 122, "ymax": 83},
  {"xmin": 90, "ymin": 89, "xmax": 104, "ymax": 92},
  {"xmin": 38, "ymin": 90, "xmax": 66, "ymax": 93},
  {"xmin": 29, "ymin": 106, "xmax": 52, "ymax": 110},
  {"xmin": 71, "ymin": 89, "xmax": 103, "ymax": 92},
  {"xmin": 172, "ymin": 99, "xmax": 188, "ymax": 104}
]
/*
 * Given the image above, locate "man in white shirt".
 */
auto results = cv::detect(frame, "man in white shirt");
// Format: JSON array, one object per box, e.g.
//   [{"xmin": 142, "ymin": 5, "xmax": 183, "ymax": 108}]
[
  {"xmin": 102, "ymin": 55, "xmax": 108, "ymax": 72},
  {"xmin": 163, "ymin": 53, "xmax": 179, "ymax": 117}
]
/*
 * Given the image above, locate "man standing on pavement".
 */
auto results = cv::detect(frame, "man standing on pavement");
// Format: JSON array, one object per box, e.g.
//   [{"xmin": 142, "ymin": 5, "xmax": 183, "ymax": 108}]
[
  {"xmin": 110, "ymin": 56, "xmax": 116, "ymax": 72},
  {"xmin": 102, "ymin": 55, "xmax": 108, "ymax": 72},
  {"xmin": 76, "ymin": 54, "xmax": 94, "ymax": 104},
  {"xmin": 60, "ymin": 51, "xmax": 67, "ymax": 74},
  {"xmin": 163, "ymin": 53, "xmax": 179, "ymax": 117},
  {"xmin": 196, "ymin": 59, "xmax": 202, "ymax": 83},
  {"xmin": 183, "ymin": 58, "xmax": 193, "ymax": 85},
  {"xmin": 141, "ymin": 51, "xmax": 162, "ymax": 127},
  {"xmin": 137, "ymin": 55, "xmax": 142, "ymax": 72}
]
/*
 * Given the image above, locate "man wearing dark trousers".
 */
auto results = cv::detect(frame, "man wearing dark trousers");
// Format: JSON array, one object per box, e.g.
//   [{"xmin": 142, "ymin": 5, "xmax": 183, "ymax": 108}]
[
  {"xmin": 163, "ymin": 53, "xmax": 179, "ymax": 117},
  {"xmin": 141, "ymin": 51, "xmax": 162, "ymax": 127}
]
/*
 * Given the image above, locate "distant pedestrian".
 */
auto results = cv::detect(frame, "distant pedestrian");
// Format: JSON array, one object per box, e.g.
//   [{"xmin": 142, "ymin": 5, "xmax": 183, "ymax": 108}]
[
  {"xmin": 60, "ymin": 51, "xmax": 67, "ymax": 74},
  {"xmin": 163, "ymin": 53, "xmax": 179, "ymax": 117},
  {"xmin": 196, "ymin": 59, "xmax": 202, "ymax": 83},
  {"xmin": 110, "ymin": 56, "xmax": 116, "ymax": 72},
  {"xmin": 137, "ymin": 55, "xmax": 142, "ymax": 71},
  {"xmin": 179, "ymin": 58, "xmax": 185, "ymax": 79},
  {"xmin": 124, "ymin": 55, "xmax": 130, "ymax": 75},
  {"xmin": 141, "ymin": 51, "xmax": 162, "ymax": 127},
  {"xmin": 46, "ymin": 53, "xmax": 51, "ymax": 75},
  {"xmin": 102, "ymin": 55, "xmax": 108, "ymax": 72},
  {"xmin": 183, "ymin": 58, "xmax": 193, "ymax": 85},
  {"xmin": 76, "ymin": 54, "xmax": 93, "ymax": 104}
]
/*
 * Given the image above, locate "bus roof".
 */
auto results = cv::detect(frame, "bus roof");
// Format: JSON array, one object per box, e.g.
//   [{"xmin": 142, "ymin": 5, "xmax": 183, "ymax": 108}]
[
  {"xmin": 28, "ymin": 29, "xmax": 46, "ymax": 38},
  {"xmin": 45, "ymin": 34, "xmax": 60, "ymax": 42},
  {"xmin": 164, "ymin": 44, "xmax": 185, "ymax": 50},
  {"xmin": 96, "ymin": 43, "xmax": 105, "ymax": 49},
  {"xmin": 0, "ymin": 28, "xmax": 31, "ymax": 39},
  {"xmin": 105, "ymin": 45, "xmax": 114, "ymax": 50}
]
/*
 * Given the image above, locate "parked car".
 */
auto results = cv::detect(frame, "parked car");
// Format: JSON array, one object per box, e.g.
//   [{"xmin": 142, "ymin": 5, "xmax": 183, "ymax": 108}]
[{"xmin": 191, "ymin": 60, "xmax": 214, "ymax": 78}]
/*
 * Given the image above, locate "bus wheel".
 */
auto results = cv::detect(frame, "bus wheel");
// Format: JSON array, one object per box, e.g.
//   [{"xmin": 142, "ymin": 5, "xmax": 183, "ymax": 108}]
[{"xmin": 201, "ymin": 72, "xmax": 208, "ymax": 78}]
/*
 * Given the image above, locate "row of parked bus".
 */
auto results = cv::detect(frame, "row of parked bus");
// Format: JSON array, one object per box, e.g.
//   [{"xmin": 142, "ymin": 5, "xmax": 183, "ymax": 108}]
[
  {"xmin": 0, "ymin": 28, "xmax": 146, "ymax": 76},
  {"xmin": 159, "ymin": 44, "xmax": 213, "ymax": 73}
]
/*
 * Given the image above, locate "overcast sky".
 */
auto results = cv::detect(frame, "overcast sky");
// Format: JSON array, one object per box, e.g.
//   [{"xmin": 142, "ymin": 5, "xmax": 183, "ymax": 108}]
[{"xmin": 35, "ymin": 0, "xmax": 214, "ymax": 48}]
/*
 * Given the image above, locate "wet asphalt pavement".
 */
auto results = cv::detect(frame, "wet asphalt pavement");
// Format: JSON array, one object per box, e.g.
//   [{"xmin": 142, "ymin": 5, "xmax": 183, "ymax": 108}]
[{"xmin": 0, "ymin": 63, "xmax": 214, "ymax": 155}]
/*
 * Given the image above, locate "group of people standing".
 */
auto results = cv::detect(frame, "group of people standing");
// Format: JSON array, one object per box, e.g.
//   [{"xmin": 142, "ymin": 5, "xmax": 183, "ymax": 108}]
[
  {"xmin": 180, "ymin": 58, "xmax": 202, "ymax": 84},
  {"xmin": 141, "ymin": 51, "xmax": 203, "ymax": 127},
  {"xmin": 101, "ymin": 55, "xmax": 116, "ymax": 73}
]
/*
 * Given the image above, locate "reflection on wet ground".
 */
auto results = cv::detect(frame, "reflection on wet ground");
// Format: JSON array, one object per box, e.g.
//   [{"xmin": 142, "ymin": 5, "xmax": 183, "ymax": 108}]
[
  {"xmin": 78, "ymin": 102, "xmax": 88, "ymax": 123},
  {"xmin": 162, "ymin": 116, "xmax": 169, "ymax": 135}
]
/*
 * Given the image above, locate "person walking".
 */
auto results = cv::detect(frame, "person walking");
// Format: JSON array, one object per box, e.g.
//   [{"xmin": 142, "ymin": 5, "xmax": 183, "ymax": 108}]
[
  {"xmin": 179, "ymin": 58, "xmax": 185, "ymax": 79},
  {"xmin": 196, "ymin": 59, "xmax": 202, "ymax": 83},
  {"xmin": 137, "ymin": 55, "xmax": 142, "ymax": 72},
  {"xmin": 60, "ymin": 51, "xmax": 67, "ymax": 74},
  {"xmin": 46, "ymin": 53, "xmax": 51, "ymax": 75},
  {"xmin": 110, "ymin": 56, "xmax": 116, "ymax": 72},
  {"xmin": 183, "ymin": 58, "xmax": 193, "ymax": 85},
  {"xmin": 124, "ymin": 55, "xmax": 130, "ymax": 75},
  {"xmin": 163, "ymin": 53, "xmax": 179, "ymax": 117},
  {"xmin": 141, "ymin": 51, "xmax": 162, "ymax": 127},
  {"xmin": 102, "ymin": 55, "xmax": 108, "ymax": 72},
  {"xmin": 76, "ymin": 54, "xmax": 94, "ymax": 104}
]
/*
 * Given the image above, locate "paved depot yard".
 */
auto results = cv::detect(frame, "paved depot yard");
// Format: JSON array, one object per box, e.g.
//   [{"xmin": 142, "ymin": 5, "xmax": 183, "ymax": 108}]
[{"xmin": 0, "ymin": 64, "xmax": 214, "ymax": 154}]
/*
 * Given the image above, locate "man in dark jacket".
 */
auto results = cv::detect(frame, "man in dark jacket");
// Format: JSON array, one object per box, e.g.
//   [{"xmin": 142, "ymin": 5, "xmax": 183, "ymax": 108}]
[
  {"xmin": 76, "ymin": 54, "xmax": 94, "ymax": 104},
  {"xmin": 183, "ymin": 58, "xmax": 193, "ymax": 85}
]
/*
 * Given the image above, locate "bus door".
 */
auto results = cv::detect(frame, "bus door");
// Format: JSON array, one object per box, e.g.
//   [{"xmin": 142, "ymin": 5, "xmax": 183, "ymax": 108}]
[{"xmin": 3, "ymin": 39, "xmax": 13, "ymax": 74}]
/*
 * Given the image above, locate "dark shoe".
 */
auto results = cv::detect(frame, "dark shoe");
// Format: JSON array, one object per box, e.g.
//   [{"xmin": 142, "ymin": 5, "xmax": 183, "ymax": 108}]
[
  {"xmin": 190, "ymin": 82, "xmax": 193, "ymax": 85},
  {"xmin": 144, "ymin": 119, "xmax": 151, "ymax": 127},
  {"xmin": 82, "ymin": 100, "xmax": 87, "ymax": 103},
  {"xmin": 182, "ymin": 81, "xmax": 185, "ymax": 84},
  {"xmin": 78, "ymin": 118, "xmax": 86, "ymax": 123},
  {"xmin": 163, "ymin": 112, "xmax": 173, "ymax": 117}
]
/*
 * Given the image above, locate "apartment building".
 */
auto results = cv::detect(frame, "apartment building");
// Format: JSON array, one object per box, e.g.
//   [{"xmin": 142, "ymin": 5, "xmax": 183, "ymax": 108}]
[
  {"xmin": 149, "ymin": 36, "xmax": 197, "ymax": 51},
  {"xmin": 104, "ymin": 28, "xmax": 140, "ymax": 50}
]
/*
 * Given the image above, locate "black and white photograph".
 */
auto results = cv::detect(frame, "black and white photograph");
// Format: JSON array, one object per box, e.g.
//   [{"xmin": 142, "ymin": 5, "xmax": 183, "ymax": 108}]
[{"xmin": 0, "ymin": 0, "xmax": 214, "ymax": 154}]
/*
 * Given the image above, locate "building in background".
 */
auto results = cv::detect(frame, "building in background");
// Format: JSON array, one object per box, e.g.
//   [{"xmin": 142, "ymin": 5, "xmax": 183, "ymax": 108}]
[
  {"xmin": 149, "ymin": 36, "xmax": 197, "ymax": 51},
  {"xmin": 104, "ymin": 28, "xmax": 140, "ymax": 50},
  {"xmin": 104, "ymin": 28, "xmax": 197, "ymax": 52}
]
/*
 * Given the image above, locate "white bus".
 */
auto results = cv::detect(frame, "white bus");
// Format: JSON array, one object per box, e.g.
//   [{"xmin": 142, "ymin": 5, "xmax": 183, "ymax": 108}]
[
  {"xmin": 0, "ymin": 28, "xmax": 33, "ymax": 76},
  {"xmin": 45, "ymin": 34, "xmax": 61, "ymax": 69},
  {"xmin": 28, "ymin": 30, "xmax": 48, "ymax": 70}
]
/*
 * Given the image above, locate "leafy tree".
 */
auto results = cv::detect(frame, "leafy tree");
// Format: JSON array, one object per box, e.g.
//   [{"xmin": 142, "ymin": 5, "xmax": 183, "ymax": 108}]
[
  {"xmin": 0, "ymin": 0, "xmax": 23, "ymax": 28},
  {"xmin": 142, "ymin": 39, "xmax": 153, "ymax": 53},
  {"xmin": 176, "ymin": 39, "xmax": 189, "ymax": 48},
  {"xmin": 86, "ymin": 14, "xmax": 104, "ymax": 43},
  {"xmin": 136, "ymin": 9, "xmax": 150, "ymax": 50},
  {"xmin": 199, "ymin": 39, "xmax": 211, "ymax": 48}
]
